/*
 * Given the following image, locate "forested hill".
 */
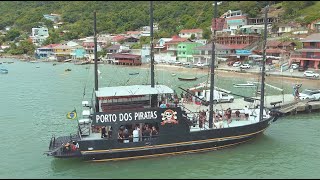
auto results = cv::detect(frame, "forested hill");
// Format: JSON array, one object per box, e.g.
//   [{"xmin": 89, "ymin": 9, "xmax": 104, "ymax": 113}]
[{"xmin": 0, "ymin": 1, "xmax": 318, "ymax": 39}]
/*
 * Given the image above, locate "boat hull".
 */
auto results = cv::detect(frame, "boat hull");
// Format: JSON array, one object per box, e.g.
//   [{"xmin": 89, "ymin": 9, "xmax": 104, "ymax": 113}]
[
  {"xmin": 49, "ymin": 117, "xmax": 274, "ymax": 162},
  {"xmin": 178, "ymin": 77, "xmax": 198, "ymax": 81}
]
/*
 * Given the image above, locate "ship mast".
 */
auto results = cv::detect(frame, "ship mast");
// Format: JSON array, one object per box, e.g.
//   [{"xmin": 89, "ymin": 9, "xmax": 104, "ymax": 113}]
[
  {"xmin": 209, "ymin": 1, "xmax": 218, "ymax": 129},
  {"xmin": 150, "ymin": 1, "xmax": 157, "ymax": 107},
  {"xmin": 259, "ymin": 2, "xmax": 269, "ymax": 121},
  {"xmin": 94, "ymin": 11, "xmax": 99, "ymax": 112}
]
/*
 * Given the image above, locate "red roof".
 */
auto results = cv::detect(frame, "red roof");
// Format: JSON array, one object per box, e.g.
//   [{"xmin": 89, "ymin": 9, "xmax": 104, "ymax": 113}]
[
  {"xmin": 167, "ymin": 36, "xmax": 188, "ymax": 44},
  {"xmin": 267, "ymin": 40, "xmax": 296, "ymax": 47},
  {"xmin": 112, "ymin": 35, "xmax": 126, "ymax": 42},
  {"xmin": 40, "ymin": 44, "xmax": 60, "ymax": 49},
  {"xmin": 180, "ymin": 29, "xmax": 203, "ymax": 33},
  {"xmin": 266, "ymin": 41, "xmax": 281, "ymax": 47}
]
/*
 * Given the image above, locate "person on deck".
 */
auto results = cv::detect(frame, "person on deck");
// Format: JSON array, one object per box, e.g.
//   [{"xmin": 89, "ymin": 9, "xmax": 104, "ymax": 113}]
[
  {"xmin": 101, "ymin": 126, "xmax": 107, "ymax": 138},
  {"xmin": 244, "ymin": 106, "xmax": 249, "ymax": 120}
]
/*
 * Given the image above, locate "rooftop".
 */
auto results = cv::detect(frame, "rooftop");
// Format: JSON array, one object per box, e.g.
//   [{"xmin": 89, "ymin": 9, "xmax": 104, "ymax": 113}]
[
  {"xmin": 301, "ymin": 33, "xmax": 320, "ymax": 42},
  {"xmin": 180, "ymin": 29, "xmax": 203, "ymax": 33},
  {"xmin": 96, "ymin": 85, "xmax": 174, "ymax": 97}
]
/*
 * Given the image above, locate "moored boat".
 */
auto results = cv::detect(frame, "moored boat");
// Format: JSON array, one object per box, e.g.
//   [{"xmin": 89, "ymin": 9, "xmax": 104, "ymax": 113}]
[
  {"xmin": 178, "ymin": 77, "xmax": 198, "ymax": 81},
  {"xmin": 44, "ymin": 2, "xmax": 279, "ymax": 162},
  {"xmin": 233, "ymin": 83, "xmax": 256, "ymax": 88},
  {"xmin": 0, "ymin": 68, "xmax": 8, "ymax": 74}
]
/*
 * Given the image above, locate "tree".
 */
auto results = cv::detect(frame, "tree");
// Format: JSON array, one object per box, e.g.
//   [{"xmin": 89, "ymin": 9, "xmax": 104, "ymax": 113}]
[
  {"xmin": 190, "ymin": 34, "xmax": 196, "ymax": 40},
  {"xmin": 5, "ymin": 28, "xmax": 20, "ymax": 41}
]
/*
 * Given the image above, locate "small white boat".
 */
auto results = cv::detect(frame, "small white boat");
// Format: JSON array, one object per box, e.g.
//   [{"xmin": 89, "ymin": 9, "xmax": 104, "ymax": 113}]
[
  {"xmin": 29, "ymin": 61, "xmax": 38, "ymax": 63},
  {"xmin": 0, "ymin": 68, "xmax": 8, "ymax": 74},
  {"xmin": 233, "ymin": 83, "xmax": 256, "ymax": 88},
  {"xmin": 171, "ymin": 73, "xmax": 176, "ymax": 76},
  {"xmin": 64, "ymin": 59, "xmax": 72, "ymax": 62}
]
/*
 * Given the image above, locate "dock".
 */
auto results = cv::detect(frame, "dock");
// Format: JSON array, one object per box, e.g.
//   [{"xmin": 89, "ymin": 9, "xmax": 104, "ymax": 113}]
[{"xmin": 274, "ymin": 99, "xmax": 320, "ymax": 115}]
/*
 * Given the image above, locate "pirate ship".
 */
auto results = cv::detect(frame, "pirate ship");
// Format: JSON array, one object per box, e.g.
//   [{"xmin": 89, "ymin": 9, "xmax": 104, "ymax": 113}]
[{"xmin": 45, "ymin": 1, "xmax": 278, "ymax": 162}]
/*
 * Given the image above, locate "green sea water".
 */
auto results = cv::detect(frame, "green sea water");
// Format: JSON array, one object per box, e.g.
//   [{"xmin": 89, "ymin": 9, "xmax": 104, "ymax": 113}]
[{"xmin": 0, "ymin": 59, "xmax": 319, "ymax": 178}]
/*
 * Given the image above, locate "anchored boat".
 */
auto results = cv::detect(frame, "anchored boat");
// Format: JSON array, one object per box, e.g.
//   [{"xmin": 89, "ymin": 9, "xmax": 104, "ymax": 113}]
[{"xmin": 45, "ymin": 2, "xmax": 278, "ymax": 162}]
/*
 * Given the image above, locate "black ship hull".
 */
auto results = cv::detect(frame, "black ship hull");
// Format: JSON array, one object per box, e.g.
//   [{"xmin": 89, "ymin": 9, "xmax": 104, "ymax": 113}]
[{"xmin": 48, "ymin": 116, "xmax": 274, "ymax": 162}]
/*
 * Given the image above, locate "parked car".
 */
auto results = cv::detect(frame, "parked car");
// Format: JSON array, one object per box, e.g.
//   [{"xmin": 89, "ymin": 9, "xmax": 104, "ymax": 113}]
[
  {"xmin": 232, "ymin": 61, "xmax": 241, "ymax": 67},
  {"xmin": 174, "ymin": 61, "xmax": 182, "ymax": 65},
  {"xmin": 195, "ymin": 62, "xmax": 205, "ymax": 67},
  {"xmin": 303, "ymin": 71, "xmax": 319, "ymax": 78},
  {"xmin": 290, "ymin": 64, "xmax": 299, "ymax": 70},
  {"xmin": 227, "ymin": 61, "xmax": 236, "ymax": 66},
  {"xmin": 240, "ymin": 64, "xmax": 251, "ymax": 69},
  {"xmin": 298, "ymin": 66, "xmax": 308, "ymax": 72},
  {"xmin": 299, "ymin": 89, "xmax": 320, "ymax": 100}
]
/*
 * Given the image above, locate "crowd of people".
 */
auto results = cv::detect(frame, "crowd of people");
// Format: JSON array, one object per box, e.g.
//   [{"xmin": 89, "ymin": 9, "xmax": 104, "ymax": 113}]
[{"xmin": 191, "ymin": 106, "xmax": 251, "ymax": 129}]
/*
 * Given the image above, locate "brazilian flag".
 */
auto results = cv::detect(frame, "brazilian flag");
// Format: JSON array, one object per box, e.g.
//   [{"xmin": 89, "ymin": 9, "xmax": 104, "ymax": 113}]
[{"xmin": 66, "ymin": 109, "xmax": 77, "ymax": 120}]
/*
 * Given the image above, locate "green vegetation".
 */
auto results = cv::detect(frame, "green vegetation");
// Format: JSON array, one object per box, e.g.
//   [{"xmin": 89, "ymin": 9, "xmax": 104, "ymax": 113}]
[
  {"xmin": 5, "ymin": 40, "xmax": 36, "ymax": 55},
  {"xmin": 0, "ymin": 1, "xmax": 273, "ymax": 40}
]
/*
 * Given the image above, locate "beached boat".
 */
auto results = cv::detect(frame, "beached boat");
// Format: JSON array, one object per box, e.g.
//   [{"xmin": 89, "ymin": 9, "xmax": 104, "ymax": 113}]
[
  {"xmin": 75, "ymin": 60, "xmax": 90, "ymax": 65},
  {"xmin": 64, "ymin": 59, "xmax": 72, "ymax": 62},
  {"xmin": 178, "ymin": 76, "xmax": 198, "ymax": 81},
  {"xmin": 233, "ymin": 83, "xmax": 256, "ymax": 88},
  {"xmin": 45, "ymin": 3, "xmax": 279, "ymax": 162}
]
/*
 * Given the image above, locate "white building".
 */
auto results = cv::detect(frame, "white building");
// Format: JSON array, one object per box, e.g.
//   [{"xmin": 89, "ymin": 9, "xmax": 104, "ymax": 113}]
[{"xmin": 30, "ymin": 27, "xmax": 49, "ymax": 46}]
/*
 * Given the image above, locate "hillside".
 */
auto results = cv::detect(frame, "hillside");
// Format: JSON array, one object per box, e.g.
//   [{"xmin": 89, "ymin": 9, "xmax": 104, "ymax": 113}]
[{"xmin": 0, "ymin": 1, "xmax": 317, "ymax": 40}]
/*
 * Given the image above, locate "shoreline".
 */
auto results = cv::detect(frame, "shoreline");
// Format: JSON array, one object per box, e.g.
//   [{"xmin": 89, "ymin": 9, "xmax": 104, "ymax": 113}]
[{"xmin": 1, "ymin": 57, "xmax": 318, "ymax": 88}]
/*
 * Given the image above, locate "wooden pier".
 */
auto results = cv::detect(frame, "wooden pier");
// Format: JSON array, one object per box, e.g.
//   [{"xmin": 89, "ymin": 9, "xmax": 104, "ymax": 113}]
[{"xmin": 273, "ymin": 99, "xmax": 320, "ymax": 115}]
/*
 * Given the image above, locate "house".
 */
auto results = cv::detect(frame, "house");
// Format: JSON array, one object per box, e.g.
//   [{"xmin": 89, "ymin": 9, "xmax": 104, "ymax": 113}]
[
  {"xmin": 126, "ymin": 31, "xmax": 141, "ymax": 38},
  {"xmin": 253, "ymin": 40, "xmax": 296, "ymax": 59},
  {"xmin": 70, "ymin": 46, "xmax": 86, "ymax": 60},
  {"xmin": 140, "ymin": 44, "xmax": 150, "ymax": 63},
  {"xmin": 154, "ymin": 38, "xmax": 172, "ymax": 52},
  {"xmin": 43, "ymin": 13, "xmax": 61, "ymax": 23},
  {"xmin": 247, "ymin": 6, "xmax": 280, "ymax": 25},
  {"xmin": 179, "ymin": 29, "xmax": 203, "ymax": 39},
  {"xmin": 290, "ymin": 33, "xmax": 320, "ymax": 69},
  {"xmin": 35, "ymin": 44, "xmax": 59, "ymax": 59},
  {"xmin": 193, "ymin": 43, "xmax": 234, "ymax": 64},
  {"xmin": 109, "ymin": 53, "xmax": 142, "ymax": 66},
  {"xmin": 177, "ymin": 42, "xmax": 202, "ymax": 62},
  {"xmin": 53, "ymin": 22, "xmax": 64, "ymax": 29},
  {"xmin": 165, "ymin": 36, "xmax": 190, "ymax": 62},
  {"xmin": 277, "ymin": 22, "xmax": 300, "ymax": 36},
  {"xmin": 239, "ymin": 25, "xmax": 269, "ymax": 35},
  {"xmin": 220, "ymin": 10, "xmax": 247, "ymax": 35},
  {"xmin": 30, "ymin": 26, "xmax": 49, "ymax": 46},
  {"xmin": 308, "ymin": 18, "xmax": 320, "ymax": 32},
  {"xmin": 53, "ymin": 44, "xmax": 72, "ymax": 61},
  {"xmin": 111, "ymin": 35, "xmax": 126, "ymax": 44},
  {"xmin": 216, "ymin": 35, "xmax": 260, "ymax": 50},
  {"xmin": 211, "ymin": 18, "xmax": 225, "ymax": 31},
  {"xmin": 140, "ymin": 23, "xmax": 159, "ymax": 32},
  {"xmin": 123, "ymin": 36, "xmax": 140, "ymax": 45}
]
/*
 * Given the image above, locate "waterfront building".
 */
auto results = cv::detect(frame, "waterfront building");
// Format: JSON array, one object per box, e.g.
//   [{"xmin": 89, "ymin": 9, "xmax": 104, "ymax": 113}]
[
  {"xmin": 193, "ymin": 43, "xmax": 234, "ymax": 64},
  {"xmin": 177, "ymin": 42, "xmax": 202, "ymax": 63},
  {"xmin": 35, "ymin": 44, "xmax": 59, "ymax": 59},
  {"xmin": 53, "ymin": 44, "xmax": 72, "ymax": 61},
  {"xmin": 165, "ymin": 36, "xmax": 190, "ymax": 62},
  {"xmin": 290, "ymin": 33, "xmax": 320, "ymax": 69}
]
